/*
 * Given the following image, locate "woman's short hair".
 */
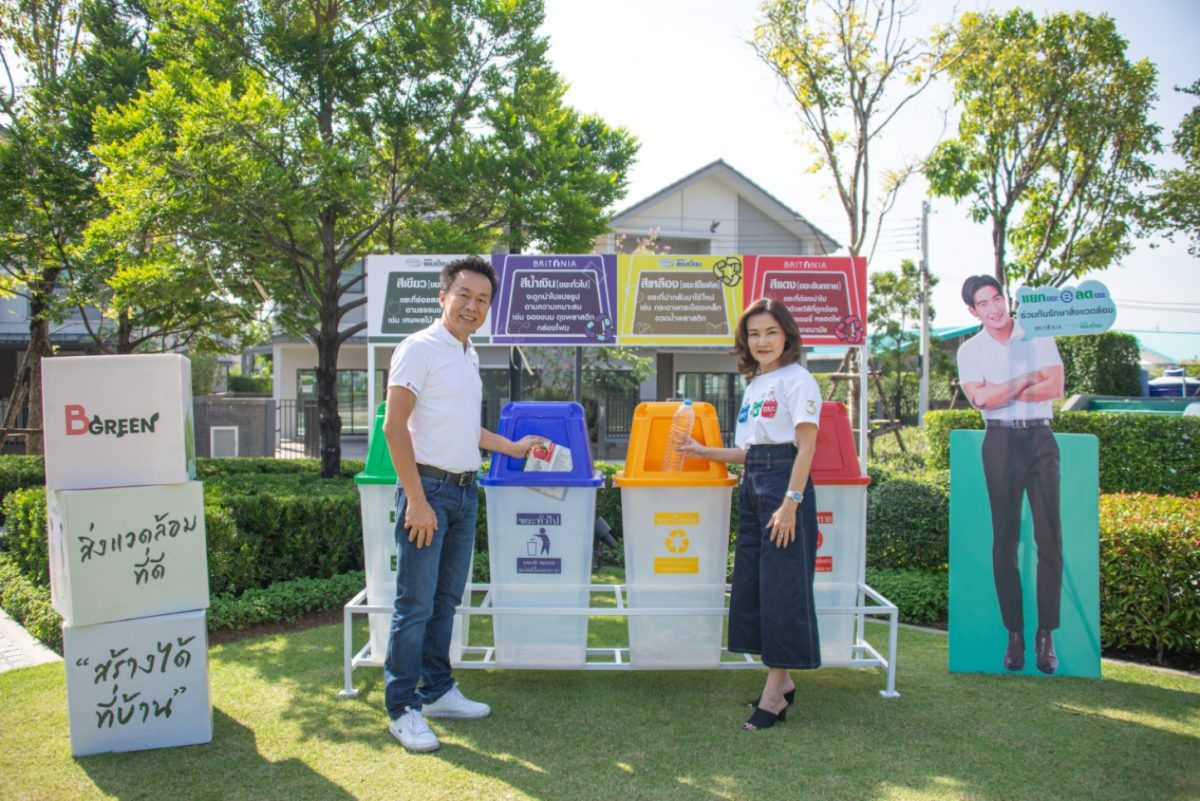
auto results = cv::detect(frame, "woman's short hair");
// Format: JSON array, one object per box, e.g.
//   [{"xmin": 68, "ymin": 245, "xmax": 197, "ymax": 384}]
[{"xmin": 732, "ymin": 297, "xmax": 804, "ymax": 378}]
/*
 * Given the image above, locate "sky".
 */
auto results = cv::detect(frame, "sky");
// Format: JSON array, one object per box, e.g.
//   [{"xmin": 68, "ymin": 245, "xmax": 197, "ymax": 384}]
[{"xmin": 539, "ymin": 0, "xmax": 1200, "ymax": 358}]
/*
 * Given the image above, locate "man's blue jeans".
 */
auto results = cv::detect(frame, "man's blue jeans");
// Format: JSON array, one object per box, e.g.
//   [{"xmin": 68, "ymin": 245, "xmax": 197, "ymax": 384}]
[{"xmin": 384, "ymin": 475, "xmax": 477, "ymax": 718}]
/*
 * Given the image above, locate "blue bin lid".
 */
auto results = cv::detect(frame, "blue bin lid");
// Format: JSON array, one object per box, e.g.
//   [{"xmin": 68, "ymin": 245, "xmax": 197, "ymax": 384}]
[{"xmin": 480, "ymin": 401, "xmax": 602, "ymax": 487}]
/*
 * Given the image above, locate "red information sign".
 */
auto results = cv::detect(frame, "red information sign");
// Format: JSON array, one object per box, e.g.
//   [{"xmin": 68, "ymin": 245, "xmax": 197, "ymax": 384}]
[{"xmin": 744, "ymin": 256, "xmax": 867, "ymax": 346}]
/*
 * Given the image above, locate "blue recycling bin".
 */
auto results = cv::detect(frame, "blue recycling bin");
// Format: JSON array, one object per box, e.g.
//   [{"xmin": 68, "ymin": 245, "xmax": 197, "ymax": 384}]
[{"xmin": 480, "ymin": 402, "xmax": 603, "ymax": 667}]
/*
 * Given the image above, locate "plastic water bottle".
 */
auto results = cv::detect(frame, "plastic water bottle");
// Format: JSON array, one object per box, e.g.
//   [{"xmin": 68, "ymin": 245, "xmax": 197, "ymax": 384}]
[{"xmin": 661, "ymin": 399, "xmax": 695, "ymax": 472}]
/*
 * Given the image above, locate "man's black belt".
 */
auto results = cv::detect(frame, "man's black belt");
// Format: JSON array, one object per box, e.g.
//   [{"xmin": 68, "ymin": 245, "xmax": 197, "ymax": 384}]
[
  {"xmin": 984, "ymin": 418, "xmax": 1052, "ymax": 429},
  {"xmin": 416, "ymin": 463, "xmax": 476, "ymax": 486}
]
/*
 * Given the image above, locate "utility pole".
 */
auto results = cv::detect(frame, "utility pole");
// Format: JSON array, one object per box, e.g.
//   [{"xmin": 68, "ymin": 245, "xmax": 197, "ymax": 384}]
[{"xmin": 918, "ymin": 199, "xmax": 931, "ymax": 426}]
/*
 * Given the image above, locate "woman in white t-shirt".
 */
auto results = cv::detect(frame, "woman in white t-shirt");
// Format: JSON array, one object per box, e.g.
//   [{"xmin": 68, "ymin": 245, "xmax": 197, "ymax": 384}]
[{"xmin": 682, "ymin": 298, "xmax": 822, "ymax": 730}]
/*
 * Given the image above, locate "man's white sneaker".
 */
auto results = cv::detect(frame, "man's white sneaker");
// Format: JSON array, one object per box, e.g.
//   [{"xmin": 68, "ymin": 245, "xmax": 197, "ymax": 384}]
[
  {"xmin": 421, "ymin": 685, "xmax": 491, "ymax": 719},
  {"xmin": 389, "ymin": 708, "xmax": 439, "ymax": 752}
]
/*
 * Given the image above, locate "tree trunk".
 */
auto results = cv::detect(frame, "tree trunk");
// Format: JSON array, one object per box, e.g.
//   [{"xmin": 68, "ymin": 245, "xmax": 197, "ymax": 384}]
[
  {"xmin": 315, "ymin": 324, "xmax": 341, "ymax": 479},
  {"xmin": 24, "ymin": 317, "xmax": 52, "ymax": 455},
  {"xmin": 992, "ymin": 217, "xmax": 1008, "ymax": 290},
  {"xmin": 117, "ymin": 309, "xmax": 134, "ymax": 353}
]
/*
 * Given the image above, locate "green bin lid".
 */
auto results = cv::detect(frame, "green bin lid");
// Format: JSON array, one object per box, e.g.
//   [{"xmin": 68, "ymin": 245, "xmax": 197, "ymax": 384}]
[{"xmin": 355, "ymin": 403, "xmax": 397, "ymax": 485}]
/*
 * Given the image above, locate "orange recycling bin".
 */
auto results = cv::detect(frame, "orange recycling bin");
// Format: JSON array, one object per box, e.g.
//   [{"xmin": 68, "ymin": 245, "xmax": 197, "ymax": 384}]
[{"xmin": 614, "ymin": 402, "xmax": 737, "ymax": 668}]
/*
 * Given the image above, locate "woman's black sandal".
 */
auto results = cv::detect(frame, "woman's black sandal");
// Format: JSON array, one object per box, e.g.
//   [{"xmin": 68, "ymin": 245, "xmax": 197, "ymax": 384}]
[
  {"xmin": 746, "ymin": 689, "xmax": 795, "ymax": 709},
  {"xmin": 744, "ymin": 704, "xmax": 787, "ymax": 730}
]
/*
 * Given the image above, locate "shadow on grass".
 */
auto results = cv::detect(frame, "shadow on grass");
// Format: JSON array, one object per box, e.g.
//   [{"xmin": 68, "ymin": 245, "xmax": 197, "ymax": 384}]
[
  {"xmin": 211, "ymin": 621, "xmax": 1199, "ymax": 801},
  {"xmin": 76, "ymin": 708, "xmax": 357, "ymax": 801}
]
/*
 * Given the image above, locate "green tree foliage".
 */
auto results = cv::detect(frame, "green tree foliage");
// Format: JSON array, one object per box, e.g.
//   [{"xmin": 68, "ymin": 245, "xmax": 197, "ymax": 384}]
[
  {"xmin": 94, "ymin": 0, "xmax": 634, "ymax": 477},
  {"xmin": 0, "ymin": 0, "xmax": 93, "ymax": 452},
  {"xmin": 1142, "ymin": 80, "xmax": 1200, "ymax": 256},
  {"xmin": 752, "ymin": 0, "xmax": 948, "ymax": 258},
  {"xmin": 1, "ymin": 0, "xmax": 240, "ymax": 434},
  {"xmin": 64, "ymin": 1, "xmax": 255, "ymax": 355},
  {"xmin": 926, "ymin": 10, "xmax": 1160, "ymax": 293},
  {"xmin": 411, "ymin": 64, "xmax": 637, "ymax": 254},
  {"xmin": 1056, "ymin": 331, "xmax": 1142, "ymax": 397}
]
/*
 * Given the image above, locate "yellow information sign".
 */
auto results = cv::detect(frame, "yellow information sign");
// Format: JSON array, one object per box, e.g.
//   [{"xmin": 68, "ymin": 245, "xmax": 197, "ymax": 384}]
[
  {"xmin": 617, "ymin": 255, "xmax": 743, "ymax": 345},
  {"xmin": 654, "ymin": 512, "xmax": 700, "ymax": 526},
  {"xmin": 654, "ymin": 557, "xmax": 700, "ymax": 574}
]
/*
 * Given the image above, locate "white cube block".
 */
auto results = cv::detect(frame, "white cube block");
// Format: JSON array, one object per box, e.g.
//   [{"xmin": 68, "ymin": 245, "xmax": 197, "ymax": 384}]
[
  {"xmin": 42, "ymin": 354, "xmax": 196, "ymax": 491},
  {"xmin": 48, "ymin": 483, "xmax": 209, "ymax": 627},
  {"xmin": 63, "ymin": 609, "xmax": 211, "ymax": 756}
]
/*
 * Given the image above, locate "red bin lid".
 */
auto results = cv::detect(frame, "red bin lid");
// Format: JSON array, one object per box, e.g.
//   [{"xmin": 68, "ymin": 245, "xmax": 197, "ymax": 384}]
[{"xmin": 812, "ymin": 402, "xmax": 871, "ymax": 486}]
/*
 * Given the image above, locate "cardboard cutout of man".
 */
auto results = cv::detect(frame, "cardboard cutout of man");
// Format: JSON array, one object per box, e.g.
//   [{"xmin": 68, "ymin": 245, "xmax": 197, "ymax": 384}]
[{"xmin": 956, "ymin": 275, "xmax": 1065, "ymax": 674}]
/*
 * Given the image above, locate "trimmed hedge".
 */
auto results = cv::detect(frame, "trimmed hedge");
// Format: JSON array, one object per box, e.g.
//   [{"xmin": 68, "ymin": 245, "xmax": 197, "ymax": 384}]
[
  {"xmin": 923, "ymin": 410, "xmax": 982, "ymax": 470},
  {"xmin": 866, "ymin": 476, "xmax": 949, "ymax": 573},
  {"xmin": 0, "ymin": 487, "xmax": 49, "ymax": 585},
  {"xmin": 924, "ymin": 410, "xmax": 1200, "ymax": 495},
  {"xmin": 227, "ymin": 374, "xmax": 273, "ymax": 393},
  {"xmin": 1098, "ymin": 493, "xmax": 1200, "ymax": 662},
  {"xmin": 203, "ymin": 474, "xmax": 363, "ymax": 588},
  {"xmin": 1057, "ymin": 332, "xmax": 1142, "ymax": 397},
  {"xmin": 866, "ymin": 567, "xmax": 947, "ymax": 626},
  {"xmin": 0, "ymin": 456, "xmax": 45, "ymax": 523},
  {"xmin": 0, "ymin": 553, "xmax": 61, "ymax": 653},
  {"xmin": 1051, "ymin": 413, "xmax": 1200, "ymax": 496},
  {"xmin": 195, "ymin": 457, "xmax": 364, "ymax": 479},
  {"xmin": 207, "ymin": 571, "xmax": 365, "ymax": 631}
]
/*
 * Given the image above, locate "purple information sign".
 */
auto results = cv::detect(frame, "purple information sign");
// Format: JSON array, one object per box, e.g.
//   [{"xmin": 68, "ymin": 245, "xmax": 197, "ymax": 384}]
[{"xmin": 491, "ymin": 254, "xmax": 617, "ymax": 345}]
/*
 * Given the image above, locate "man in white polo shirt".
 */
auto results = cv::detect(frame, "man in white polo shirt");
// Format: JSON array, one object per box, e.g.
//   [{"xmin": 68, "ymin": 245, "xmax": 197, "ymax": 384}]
[
  {"xmin": 957, "ymin": 274, "xmax": 1065, "ymax": 675},
  {"xmin": 382, "ymin": 256, "xmax": 539, "ymax": 752}
]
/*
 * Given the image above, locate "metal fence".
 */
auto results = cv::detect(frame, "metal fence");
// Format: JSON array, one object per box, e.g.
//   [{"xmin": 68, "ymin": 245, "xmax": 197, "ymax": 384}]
[
  {"xmin": 602, "ymin": 395, "xmax": 739, "ymax": 448},
  {"xmin": 276, "ymin": 399, "xmax": 319, "ymax": 459}
]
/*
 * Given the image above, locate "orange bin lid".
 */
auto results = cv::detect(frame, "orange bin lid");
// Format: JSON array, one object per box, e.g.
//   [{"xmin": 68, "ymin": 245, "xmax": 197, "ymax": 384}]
[
  {"xmin": 812, "ymin": 402, "xmax": 871, "ymax": 486},
  {"xmin": 614, "ymin": 401, "xmax": 737, "ymax": 487}
]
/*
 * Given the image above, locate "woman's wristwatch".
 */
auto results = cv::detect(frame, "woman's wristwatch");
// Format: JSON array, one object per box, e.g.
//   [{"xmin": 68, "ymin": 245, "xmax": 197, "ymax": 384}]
[{"xmin": 785, "ymin": 489, "xmax": 804, "ymax": 504}]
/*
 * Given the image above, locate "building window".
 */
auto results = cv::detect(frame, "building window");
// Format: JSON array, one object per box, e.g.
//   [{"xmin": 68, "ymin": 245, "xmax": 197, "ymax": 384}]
[
  {"xmin": 297, "ymin": 368, "xmax": 387, "ymax": 436},
  {"xmin": 614, "ymin": 234, "xmax": 712, "ymax": 255}
]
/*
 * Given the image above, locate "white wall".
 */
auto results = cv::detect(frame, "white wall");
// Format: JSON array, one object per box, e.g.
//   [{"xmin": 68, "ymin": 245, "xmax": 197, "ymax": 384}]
[
  {"xmin": 672, "ymin": 350, "xmax": 739, "ymax": 374},
  {"xmin": 615, "ymin": 174, "xmax": 743, "ymax": 254}
]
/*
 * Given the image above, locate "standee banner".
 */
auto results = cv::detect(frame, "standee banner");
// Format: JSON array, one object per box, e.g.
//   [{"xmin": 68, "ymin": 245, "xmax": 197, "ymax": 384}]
[
  {"xmin": 949, "ymin": 431, "xmax": 1101, "ymax": 678},
  {"xmin": 743, "ymin": 255, "xmax": 867, "ymax": 346},
  {"xmin": 365, "ymin": 254, "xmax": 491, "ymax": 342},
  {"xmin": 948, "ymin": 273, "xmax": 1108, "ymax": 680},
  {"xmin": 491, "ymin": 254, "xmax": 617, "ymax": 345},
  {"xmin": 1014, "ymin": 280, "xmax": 1116, "ymax": 338},
  {"xmin": 617, "ymin": 254, "xmax": 744, "ymax": 346}
]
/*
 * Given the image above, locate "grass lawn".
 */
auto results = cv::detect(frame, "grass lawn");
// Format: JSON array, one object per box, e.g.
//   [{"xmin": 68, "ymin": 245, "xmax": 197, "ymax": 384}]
[{"xmin": 2, "ymin": 613, "xmax": 1198, "ymax": 801}]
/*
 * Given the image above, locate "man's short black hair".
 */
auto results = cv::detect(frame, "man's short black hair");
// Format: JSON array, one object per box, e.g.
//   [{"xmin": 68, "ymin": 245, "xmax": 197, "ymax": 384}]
[
  {"xmin": 961, "ymin": 274, "xmax": 1004, "ymax": 307},
  {"xmin": 441, "ymin": 256, "xmax": 497, "ymax": 301}
]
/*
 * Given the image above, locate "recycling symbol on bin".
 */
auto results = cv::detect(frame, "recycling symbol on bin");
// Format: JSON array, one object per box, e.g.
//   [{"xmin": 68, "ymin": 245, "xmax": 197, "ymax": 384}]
[{"xmin": 664, "ymin": 528, "xmax": 690, "ymax": 554}]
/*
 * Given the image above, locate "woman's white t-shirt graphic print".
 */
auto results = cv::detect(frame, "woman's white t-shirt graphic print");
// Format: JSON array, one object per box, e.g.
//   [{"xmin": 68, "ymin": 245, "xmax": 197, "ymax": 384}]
[{"xmin": 734, "ymin": 362, "xmax": 822, "ymax": 448}]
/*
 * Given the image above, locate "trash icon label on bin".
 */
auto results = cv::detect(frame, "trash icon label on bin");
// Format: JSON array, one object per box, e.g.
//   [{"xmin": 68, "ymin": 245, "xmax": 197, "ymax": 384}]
[
  {"xmin": 516, "ymin": 516, "xmax": 562, "ymax": 574},
  {"xmin": 518, "ymin": 528, "xmax": 560, "ymax": 573}
]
